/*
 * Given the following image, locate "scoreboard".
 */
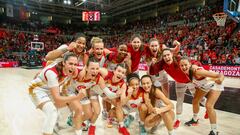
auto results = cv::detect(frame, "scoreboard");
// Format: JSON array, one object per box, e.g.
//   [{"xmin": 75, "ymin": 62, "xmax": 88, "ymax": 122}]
[{"xmin": 82, "ymin": 11, "xmax": 100, "ymax": 21}]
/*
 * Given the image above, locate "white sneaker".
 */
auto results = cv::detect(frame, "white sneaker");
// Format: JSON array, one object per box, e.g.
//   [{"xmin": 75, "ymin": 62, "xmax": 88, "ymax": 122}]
[
  {"xmin": 75, "ymin": 129, "xmax": 83, "ymax": 135},
  {"xmin": 53, "ymin": 123, "xmax": 60, "ymax": 135}
]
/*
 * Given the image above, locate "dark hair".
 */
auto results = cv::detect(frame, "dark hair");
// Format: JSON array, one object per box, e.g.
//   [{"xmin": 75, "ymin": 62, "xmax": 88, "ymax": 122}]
[
  {"xmin": 130, "ymin": 34, "xmax": 144, "ymax": 51},
  {"xmin": 180, "ymin": 56, "xmax": 197, "ymax": 81},
  {"xmin": 162, "ymin": 48, "xmax": 171, "ymax": 53},
  {"xmin": 56, "ymin": 52, "xmax": 77, "ymax": 80},
  {"xmin": 146, "ymin": 38, "xmax": 162, "ymax": 63},
  {"xmin": 130, "ymin": 34, "xmax": 143, "ymax": 42},
  {"xmin": 178, "ymin": 52, "xmax": 183, "ymax": 56},
  {"xmin": 127, "ymin": 73, "xmax": 140, "ymax": 83},
  {"xmin": 115, "ymin": 63, "xmax": 127, "ymax": 70},
  {"xmin": 86, "ymin": 56, "xmax": 99, "ymax": 67},
  {"xmin": 117, "ymin": 42, "xmax": 127, "ymax": 48},
  {"xmin": 141, "ymin": 75, "xmax": 157, "ymax": 106},
  {"xmin": 162, "ymin": 48, "xmax": 179, "ymax": 68}
]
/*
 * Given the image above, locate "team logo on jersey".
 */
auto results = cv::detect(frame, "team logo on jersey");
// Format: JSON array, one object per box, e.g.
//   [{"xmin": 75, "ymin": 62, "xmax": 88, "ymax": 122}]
[
  {"xmin": 77, "ymin": 85, "xmax": 86, "ymax": 90},
  {"xmin": 108, "ymin": 87, "xmax": 113, "ymax": 92},
  {"xmin": 107, "ymin": 86, "xmax": 118, "ymax": 92},
  {"xmin": 130, "ymin": 103, "xmax": 138, "ymax": 108}
]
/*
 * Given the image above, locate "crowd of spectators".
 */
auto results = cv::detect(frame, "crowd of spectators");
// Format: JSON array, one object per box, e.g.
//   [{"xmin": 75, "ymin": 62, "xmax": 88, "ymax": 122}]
[
  {"xmin": 0, "ymin": 29, "xmax": 70, "ymax": 65},
  {"xmin": 0, "ymin": 3, "xmax": 239, "ymax": 66},
  {"xmin": 104, "ymin": 4, "xmax": 240, "ymax": 66}
]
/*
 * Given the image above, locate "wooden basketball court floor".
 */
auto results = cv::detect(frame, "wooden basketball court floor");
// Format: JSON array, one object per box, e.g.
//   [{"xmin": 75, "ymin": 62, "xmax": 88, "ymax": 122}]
[{"xmin": 0, "ymin": 68, "xmax": 239, "ymax": 135}]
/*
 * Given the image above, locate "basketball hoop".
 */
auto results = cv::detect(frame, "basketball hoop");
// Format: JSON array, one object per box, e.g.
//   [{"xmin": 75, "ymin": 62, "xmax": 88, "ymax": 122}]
[{"xmin": 213, "ymin": 12, "xmax": 228, "ymax": 26}]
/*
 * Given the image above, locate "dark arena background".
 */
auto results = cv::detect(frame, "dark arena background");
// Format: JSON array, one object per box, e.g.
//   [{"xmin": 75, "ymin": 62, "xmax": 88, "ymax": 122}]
[{"xmin": 0, "ymin": 0, "xmax": 240, "ymax": 135}]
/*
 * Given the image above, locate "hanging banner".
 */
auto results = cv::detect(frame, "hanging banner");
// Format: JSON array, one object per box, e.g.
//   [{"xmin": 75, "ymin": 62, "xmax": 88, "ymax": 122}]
[
  {"xmin": 138, "ymin": 63, "xmax": 240, "ymax": 77},
  {"xmin": 19, "ymin": 6, "xmax": 28, "ymax": 20},
  {"xmin": 6, "ymin": 4, "xmax": 13, "ymax": 17},
  {"xmin": 202, "ymin": 65, "xmax": 240, "ymax": 77}
]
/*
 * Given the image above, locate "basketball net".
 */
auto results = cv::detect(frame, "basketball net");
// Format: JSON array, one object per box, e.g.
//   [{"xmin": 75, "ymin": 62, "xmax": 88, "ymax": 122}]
[{"xmin": 213, "ymin": 12, "xmax": 227, "ymax": 26}]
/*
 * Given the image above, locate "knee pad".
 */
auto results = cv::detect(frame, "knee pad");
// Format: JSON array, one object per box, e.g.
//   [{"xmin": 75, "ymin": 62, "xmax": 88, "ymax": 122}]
[
  {"xmin": 176, "ymin": 92, "xmax": 185, "ymax": 114},
  {"xmin": 42, "ymin": 102, "xmax": 58, "ymax": 134},
  {"xmin": 176, "ymin": 101, "xmax": 183, "ymax": 114}
]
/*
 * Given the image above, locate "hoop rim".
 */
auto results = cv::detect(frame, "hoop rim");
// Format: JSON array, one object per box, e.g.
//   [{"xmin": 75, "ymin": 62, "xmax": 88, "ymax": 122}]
[
  {"xmin": 213, "ymin": 12, "xmax": 227, "ymax": 17},
  {"xmin": 213, "ymin": 12, "xmax": 227, "ymax": 26}
]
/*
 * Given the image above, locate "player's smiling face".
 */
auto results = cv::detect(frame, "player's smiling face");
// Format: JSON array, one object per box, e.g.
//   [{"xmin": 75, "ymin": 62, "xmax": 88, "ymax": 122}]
[
  {"xmin": 114, "ymin": 66, "xmax": 126, "ymax": 81},
  {"xmin": 141, "ymin": 77, "xmax": 152, "ymax": 93},
  {"xmin": 118, "ymin": 44, "xmax": 128, "ymax": 57},
  {"xmin": 93, "ymin": 42, "xmax": 104, "ymax": 59},
  {"xmin": 86, "ymin": 61, "xmax": 100, "ymax": 80},
  {"xmin": 63, "ymin": 56, "xmax": 78, "ymax": 76},
  {"xmin": 149, "ymin": 41, "xmax": 159, "ymax": 55},
  {"xmin": 180, "ymin": 59, "xmax": 191, "ymax": 74},
  {"xmin": 129, "ymin": 78, "xmax": 140, "ymax": 91},
  {"xmin": 163, "ymin": 50, "xmax": 173, "ymax": 65},
  {"xmin": 131, "ymin": 37, "xmax": 141, "ymax": 51},
  {"xmin": 75, "ymin": 37, "xmax": 86, "ymax": 54}
]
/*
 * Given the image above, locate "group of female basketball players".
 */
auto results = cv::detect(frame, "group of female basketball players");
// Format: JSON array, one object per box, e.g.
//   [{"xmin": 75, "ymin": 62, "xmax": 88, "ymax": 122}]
[{"xmin": 28, "ymin": 34, "xmax": 224, "ymax": 135}]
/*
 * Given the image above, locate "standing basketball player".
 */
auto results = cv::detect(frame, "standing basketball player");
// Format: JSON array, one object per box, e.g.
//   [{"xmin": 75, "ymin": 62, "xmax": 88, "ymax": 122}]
[
  {"xmin": 179, "ymin": 57, "xmax": 224, "ymax": 135},
  {"xmin": 145, "ymin": 38, "xmax": 180, "ymax": 97},
  {"xmin": 127, "ymin": 34, "xmax": 147, "ymax": 74},
  {"xmin": 149, "ymin": 48, "xmax": 199, "ymax": 129}
]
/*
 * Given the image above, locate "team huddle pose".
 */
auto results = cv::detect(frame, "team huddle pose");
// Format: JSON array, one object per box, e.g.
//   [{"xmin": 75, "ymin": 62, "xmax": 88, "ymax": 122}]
[{"xmin": 28, "ymin": 34, "xmax": 224, "ymax": 135}]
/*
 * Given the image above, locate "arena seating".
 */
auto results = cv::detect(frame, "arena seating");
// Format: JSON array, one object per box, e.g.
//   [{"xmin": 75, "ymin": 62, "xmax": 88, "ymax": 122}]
[{"xmin": 0, "ymin": 4, "xmax": 239, "ymax": 66}]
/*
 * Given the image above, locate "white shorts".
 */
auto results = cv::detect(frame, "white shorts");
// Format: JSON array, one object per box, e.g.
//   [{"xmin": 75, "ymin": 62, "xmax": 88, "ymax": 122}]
[
  {"xmin": 30, "ymin": 87, "xmax": 53, "ymax": 106},
  {"xmin": 122, "ymin": 105, "xmax": 138, "ymax": 115},
  {"xmin": 155, "ymin": 100, "xmax": 165, "ymax": 108},
  {"xmin": 211, "ymin": 83, "xmax": 224, "ymax": 91},
  {"xmin": 80, "ymin": 97, "xmax": 91, "ymax": 104},
  {"xmin": 64, "ymin": 82, "xmax": 91, "ymax": 105},
  {"xmin": 193, "ymin": 79, "xmax": 224, "ymax": 92},
  {"xmin": 175, "ymin": 82, "xmax": 195, "ymax": 93},
  {"xmin": 89, "ymin": 85, "xmax": 102, "ymax": 100},
  {"xmin": 151, "ymin": 70, "xmax": 169, "ymax": 87}
]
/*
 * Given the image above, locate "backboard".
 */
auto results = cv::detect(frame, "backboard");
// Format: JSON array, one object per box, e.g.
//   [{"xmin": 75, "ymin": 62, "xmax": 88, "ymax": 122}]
[{"xmin": 224, "ymin": 0, "xmax": 240, "ymax": 23}]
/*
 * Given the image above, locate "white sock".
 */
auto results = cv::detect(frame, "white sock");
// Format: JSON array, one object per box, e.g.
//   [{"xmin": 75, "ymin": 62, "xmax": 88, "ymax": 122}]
[
  {"xmin": 75, "ymin": 129, "xmax": 82, "ymax": 135},
  {"xmin": 119, "ymin": 122, "xmax": 124, "ymax": 127},
  {"xmin": 103, "ymin": 109, "xmax": 107, "ymax": 112},
  {"xmin": 193, "ymin": 113, "xmax": 198, "ymax": 121},
  {"xmin": 139, "ymin": 120, "xmax": 144, "ymax": 125},
  {"xmin": 145, "ymin": 127, "xmax": 152, "ymax": 132},
  {"xmin": 168, "ymin": 130, "xmax": 175, "ymax": 135},
  {"xmin": 211, "ymin": 124, "xmax": 217, "ymax": 132},
  {"xmin": 176, "ymin": 114, "xmax": 181, "ymax": 121}
]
